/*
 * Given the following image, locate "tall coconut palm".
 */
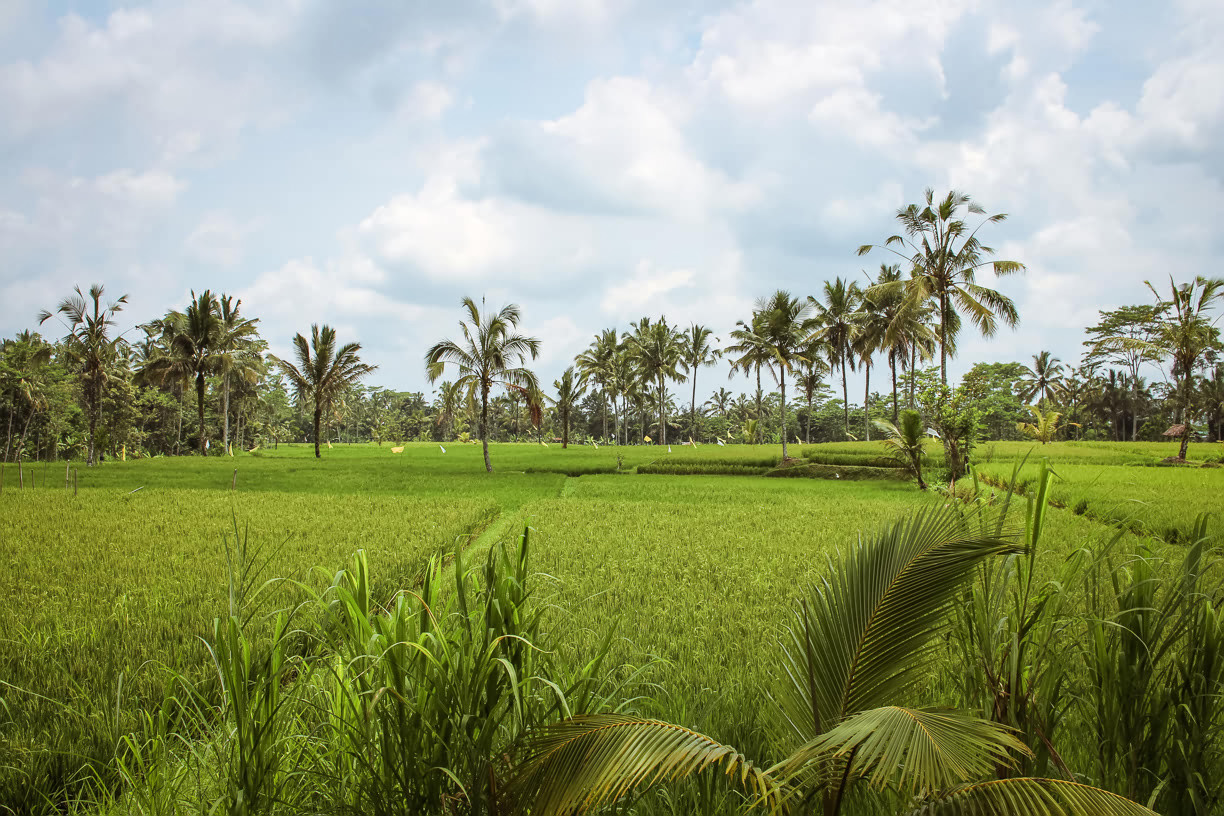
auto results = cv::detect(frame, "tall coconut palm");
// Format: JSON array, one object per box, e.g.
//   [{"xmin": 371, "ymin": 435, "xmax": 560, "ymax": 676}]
[
  {"xmin": 1019, "ymin": 351, "xmax": 1066, "ymax": 407},
  {"xmin": 134, "ymin": 316, "xmax": 193, "ymax": 454},
  {"xmin": 273, "ymin": 324, "xmax": 376, "ymax": 459},
  {"xmin": 808, "ymin": 277, "xmax": 862, "ymax": 436},
  {"xmin": 625, "ymin": 316, "xmax": 685, "ymax": 446},
  {"xmin": 507, "ymin": 505, "xmax": 1155, "ymax": 816},
  {"xmin": 167, "ymin": 291, "xmax": 224, "ymax": 456},
  {"xmin": 216, "ymin": 295, "xmax": 263, "ymax": 455},
  {"xmin": 796, "ymin": 349, "xmax": 831, "ymax": 443},
  {"xmin": 434, "ymin": 380, "xmax": 466, "ymax": 441},
  {"xmin": 866, "ymin": 264, "xmax": 936, "ymax": 423},
  {"xmin": 426, "ymin": 298, "xmax": 540, "ymax": 471},
  {"xmin": 549, "ymin": 366, "xmax": 587, "ymax": 448},
  {"xmin": 749, "ymin": 290, "xmax": 813, "ymax": 459},
  {"xmin": 1145, "ymin": 275, "xmax": 1224, "ymax": 459},
  {"xmin": 680, "ymin": 323, "xmax": 720, "ymax": 442},
  {"xmin": 611, "ymin": 344, "xmax": 638, "ymax": 446},
  {"xmin": 704, "ymin": 386, "xmax": 734, "ymax": 420},
  {"xmin": 38, "ymin": 283, "xmax": 129, "ymax": 465},
  {"xmin": 855, "ymin": 275, "xmax": 896, "ymax": 442},
  {"xmin": 858, "ymin": 188, "xmax": 1025, "ymax": 384},
  {"xmin": 575, "ymin": 328, "xmax": 619, "ymax": 443},
  {"xmin": 725, "ymin": 312, "xmax": 772, "ymax": 444}
]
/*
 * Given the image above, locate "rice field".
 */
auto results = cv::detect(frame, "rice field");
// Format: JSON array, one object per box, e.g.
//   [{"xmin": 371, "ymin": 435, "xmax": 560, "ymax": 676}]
[{"xmin": 0, "ymin": 439, "xmax": 1217, "ymax": 813}]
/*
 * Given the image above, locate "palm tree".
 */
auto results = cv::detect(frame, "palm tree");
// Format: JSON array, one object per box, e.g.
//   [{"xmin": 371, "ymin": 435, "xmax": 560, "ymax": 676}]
[
  {"xmin": 855, "ymin": 275, "xmax": 898, "ymax": 442},
  {"xmin": 748, "ymin": 290, "xmax": 812, "ymax": 459},
  {"xmin": 434, "ymin": 380, "xmax": 466, "ymax": 441},
  {"xmin": 169, "ymin": 291, "xmax": 224, "ymax": 455},
  {"xmin": 1017, "ymin": 404, "xmax": 1073, "ymax": 445},
  {"xmin": 725, "ymin": 312, "xmax": 772, "ymax": 444},
  {"xmin": 575, "ymin": 329, "xmax": 619, "ymax": 443},
  {"xmin": 0, "ymin": 332, "xmax": 53, "ymax": 463},
  {"xmin": 273, "ymin": 324, "xmax": 377, "ymax": 459},
  {"xmin": 549, "ymin": 367, "xmax": 587, "ymax": 448},
  {"xmin": 425, "ymin": 298, "xmax": 540, "ymax": 471},
  {"xmin": 864, "ymin": 264, "xmax": 935, "ymax": 423},
  {"xmin": 796, "ymin": 351, "xmax": 830, "ymax": 444},
  {"xmin": 1019, "ymin": 351, "xmax": 1066, "ymax": 406},
  {"xmin": 680, "ymin": 324, "xmax": 720, "ymax": 442},
  {"xmin": 704, "ymin": 386, "xmax": 734, "ymax": 419},
  {"xmin": 808, "ymin": 277, "xmax": 862, "ymax": 436},
  {"xmin": 508, "ymin": 505, "xmax": 1154, "ymax": 816},
  {"xmin": 216, "ymin": 294, "xmax": 264, "ymax": 455},
  {"xmin": 858, "ymin": 188, "xmax": 1025, "ymax": 384},
  {"xmin": 38, "ymin": 283, "xmax": 129, "ymax": 465},
  {"xmin": 626, "ymin": 316, "xmax": 685, "ymax": 446},
  {"xmin": 874, "ymin": 409, "xmax": 928, "ymax": 489},
  {"xmin": 1145, "ymin": 276, "xmax": 1224, "ymax": 459}
]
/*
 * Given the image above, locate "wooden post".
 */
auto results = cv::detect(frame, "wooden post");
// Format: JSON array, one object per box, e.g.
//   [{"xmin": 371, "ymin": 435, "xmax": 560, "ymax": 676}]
[
  {"xmin": 66, "ymin": 458, "xmax": 70, "ymax": 490},
  {"xmin": 73, "ymin": 468, "xmax": 78, "ymax": 497},
  {"xmin": 231, "ymin": 468, "xmax": 237, "ymax": 491},
  {"xmin": 17, "ymin": 460, "xmax": 22, "ymax": 490}
]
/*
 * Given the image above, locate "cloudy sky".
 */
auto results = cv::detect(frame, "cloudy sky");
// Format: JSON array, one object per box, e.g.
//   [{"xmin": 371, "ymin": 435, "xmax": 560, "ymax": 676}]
[{"xmin": 1, "ymin": 0, "xmax": 1221, "ymax": 401}]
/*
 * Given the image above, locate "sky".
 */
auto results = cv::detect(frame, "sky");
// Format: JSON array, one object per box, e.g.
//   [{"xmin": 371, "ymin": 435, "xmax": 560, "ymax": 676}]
[{"xmin": 0, "ymin": 0, "xmax": 1221, "ymax": 404}]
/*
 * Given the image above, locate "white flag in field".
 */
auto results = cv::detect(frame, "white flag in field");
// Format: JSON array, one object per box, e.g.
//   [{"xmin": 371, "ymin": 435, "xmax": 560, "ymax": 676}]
[
  {"xmin": 391, "ymin": 446, "xmax": 404, "ymax": 453},
  {"xmin": 667, "ymin": 445, "xmax": 672, "ymax": 453},
  {"xmin": 716, "ymin": 438, "xmax": 725, "ymax": 447},
  {"xmin": 439, "ymin": 445, "xmax": 446, "ymax": 453}
]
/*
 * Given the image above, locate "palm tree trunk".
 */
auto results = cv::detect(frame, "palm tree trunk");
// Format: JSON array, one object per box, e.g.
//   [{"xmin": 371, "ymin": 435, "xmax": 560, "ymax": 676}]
[
  {"xmin": 601, "ymin": 389, "xmax": 608, "ymax": 442},
  {"xmin": 195, "ymin": 373, "xmax": 207, "ymax": 456},
  {"xmin": 755, "ymin": 367, "xmax": 763, "ymax": 444},
  {"xmin": 840, "ymin": 359, "xmax": 849, "ymax": 436},
  {"xmin": 562, "ymin": 407, "xmax": 569, "ymax": 448},
  {"xmin": 890, "ymin": 349, "xmax": 898, "ymax": 423},
  {"xmin": 939, "ymin": 290, "xmax": 948, "ymax": 386},
  {"xmin": 659, "ymin": 374, "xmax": 666, "ymax": 446},
  {"xmin": 909, "ymin": 344, "xmax": 917, "ymax": 407},
  {"xmin": 691, "ymin": 373, "xmax": 698, "ymax": 442},
  {"xmin": 88, "ymin": 378, "xmax": 100, "ymax": 466},
  {"xmin": 780, "ymin": 367, "xmax": 788, "ymax": 460},
  {"xmin": 313, "ymin": 403, "xmax": 322, "ymax": 458},
  {"xmin": 864, "ymin": 362, "xmax": 871, "ymax": 442},
  {"xmin": 175, "ymin": 387, "xmax": 183, "ymax": 455},
  {"xmin": 806, "ymin": 389, "xmax": 813, "ymax": 443},
  {"xmin": 223, "ymin": 374, "xmax": 230, "ymax": 455},
  {"xmin": 481, "ymin": 384, "xmax": 493, "ymax": 472}
]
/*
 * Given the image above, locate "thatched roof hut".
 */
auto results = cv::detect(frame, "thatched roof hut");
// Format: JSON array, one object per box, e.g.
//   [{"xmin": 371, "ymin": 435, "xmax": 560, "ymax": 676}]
[{"xmin": 1163, "ymin": 424, "xmax": 1186, "ymax": 437}]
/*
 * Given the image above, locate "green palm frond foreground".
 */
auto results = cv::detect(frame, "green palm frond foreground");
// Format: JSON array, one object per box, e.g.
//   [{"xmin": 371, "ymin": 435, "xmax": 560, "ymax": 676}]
[{"xmin": 506, "ymin": 504, "xmax": 1159, "ymax": 816}]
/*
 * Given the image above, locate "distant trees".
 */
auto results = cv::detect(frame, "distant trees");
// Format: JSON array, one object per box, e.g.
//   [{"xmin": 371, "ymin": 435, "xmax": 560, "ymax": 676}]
[
  {"xmin": 550, "ymin": 367, "xmax": 587, "ymax": 448},
  {"xmin": 680, "ymin": 324, "xmax": 719, "ymax": 443},
  {"xmin": 809, "ymin": 277, "xmax": 862, "ymax": 435},
  {"xmin": 859, "ymin": 189, "xmax": 1025, "ymax": 385},
  {"xmin": 625, "ymin": 316, "xmax": 685, "ymax": 446},
  {"xmin": 1146, "ymin": 276, "xmax": 1224, "ymax": 459},
  {"xmin": 426, "ymin": 298, "xmax": 540, "ymax": 472},
  {"xmin": 1019, "ymin": 351, "xmax": 1066, "ymax": 406},
  {"xmin": 38, "ymin": 284, "xmax": 129, "ymax": 465},
  {"xmin": 273, "ymin": 324, "xmax": 377, "ymax": 459}
]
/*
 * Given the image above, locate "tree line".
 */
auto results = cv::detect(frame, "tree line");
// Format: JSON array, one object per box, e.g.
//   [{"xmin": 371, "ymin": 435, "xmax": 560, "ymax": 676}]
[{"xmin": 2, "ymin": 190, "xmax": 1220, "ymax": 469}]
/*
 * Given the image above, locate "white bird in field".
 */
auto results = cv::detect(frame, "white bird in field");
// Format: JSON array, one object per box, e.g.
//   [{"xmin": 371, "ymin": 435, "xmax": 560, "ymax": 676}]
[{"xmin": 439, "ymin": 445, "xmax": 446, "ymax": 453}]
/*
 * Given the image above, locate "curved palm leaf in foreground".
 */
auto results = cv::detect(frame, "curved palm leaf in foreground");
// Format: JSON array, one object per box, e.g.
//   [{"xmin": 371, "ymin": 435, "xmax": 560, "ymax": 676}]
[
  {"xmin": 775, "ymin": 706, "xmax": 1026, "ymax": 795},
  {"xmin": 910, "ymin": 778, "xmax": 1161, "ymax": 815},
  {"xmin": 511, "ymin": 715, "xmax": 779, "ymax": 815},
  {"xmin": 508, "ymin": 506, "xmax": 1159, "ymax": 816}
]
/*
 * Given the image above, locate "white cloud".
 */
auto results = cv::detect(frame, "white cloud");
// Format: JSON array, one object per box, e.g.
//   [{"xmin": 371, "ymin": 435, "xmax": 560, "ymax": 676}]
[{"xmin": 186, "ymin": 211, "xmax": 254, "ymax": 267}]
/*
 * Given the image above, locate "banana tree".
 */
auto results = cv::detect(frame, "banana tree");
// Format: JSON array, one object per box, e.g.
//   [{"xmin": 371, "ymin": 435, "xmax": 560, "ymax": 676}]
[{"xmin": 508, "ymin": 505, "xmax": 1157, "ymax": 816}]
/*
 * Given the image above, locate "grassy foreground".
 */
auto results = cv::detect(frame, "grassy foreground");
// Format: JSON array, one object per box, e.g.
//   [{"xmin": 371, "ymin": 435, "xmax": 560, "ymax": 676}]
[{"xmin": 0, "ymin": 440, "xmax": 1216, "ymax": 813}]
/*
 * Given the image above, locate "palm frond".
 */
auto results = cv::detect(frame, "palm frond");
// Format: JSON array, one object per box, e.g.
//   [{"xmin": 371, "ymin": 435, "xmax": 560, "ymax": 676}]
[
  {"xmin": 909, "ymin": 777, "xmax": 1159, "ymax": 815},
  {"xmin": 773, "ymin": 505, "xmax": 1021, "ymax": 745},
  {"xmin": 509, "ymin": 715, "xmax": 779, "ymax": 815},
  {"xmin": 775, "ymin": 707, "xmax": 1026, "ymax": 795}
]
